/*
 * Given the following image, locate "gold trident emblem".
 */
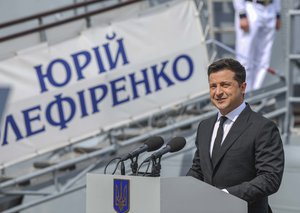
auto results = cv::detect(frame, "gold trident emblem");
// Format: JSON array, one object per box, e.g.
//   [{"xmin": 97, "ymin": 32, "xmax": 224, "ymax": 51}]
[{"xmin": 115, "ymin": 183, "xmax": 128, "ymax": 211}]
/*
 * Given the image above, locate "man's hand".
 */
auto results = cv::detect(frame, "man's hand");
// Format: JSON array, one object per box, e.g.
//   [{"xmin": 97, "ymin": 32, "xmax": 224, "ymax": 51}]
[
  {"xmin": 276, "ymin": 18, "xmax": 281, "ymax": 30},
  {"xmin": 221, "ymin": 189, "xmax": 229, "ymax": 193},
  {"xmin": 240, "ymin": 17, "xmax": 249, "ymax": 32}
]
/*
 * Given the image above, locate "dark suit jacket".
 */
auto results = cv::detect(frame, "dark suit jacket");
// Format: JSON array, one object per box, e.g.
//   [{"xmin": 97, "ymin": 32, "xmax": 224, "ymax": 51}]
[{"xmin": 187, "ymin": 104, "xmax": 284, "ymax": 213}]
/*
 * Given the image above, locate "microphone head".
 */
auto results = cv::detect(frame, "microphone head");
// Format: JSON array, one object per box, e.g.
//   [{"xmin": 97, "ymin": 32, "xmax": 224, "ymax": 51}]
[
  {"xmin": 144, "ymin": 136, "xmax": 164, "ymax": 152},
  {"xmin": 167, "ymin": 136, "xmax": 186, "ymax": 153}
]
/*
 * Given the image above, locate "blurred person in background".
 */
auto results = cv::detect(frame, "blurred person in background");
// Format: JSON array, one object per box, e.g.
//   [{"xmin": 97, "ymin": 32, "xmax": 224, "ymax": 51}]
[{"xmin": 233, "ymin": 0, "xmax": 281, "ymax": 92}]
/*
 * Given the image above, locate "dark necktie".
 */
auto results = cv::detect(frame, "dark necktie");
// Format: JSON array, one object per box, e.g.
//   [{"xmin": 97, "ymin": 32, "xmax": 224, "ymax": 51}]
[{"xmin": 212, "ymin": 116, "xmax": 228, "ymax": 165}]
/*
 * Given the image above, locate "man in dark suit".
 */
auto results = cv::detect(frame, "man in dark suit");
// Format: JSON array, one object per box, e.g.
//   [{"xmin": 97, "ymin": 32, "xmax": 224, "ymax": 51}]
[{"xmin": 187, "ymin": 58, "xmax": 284, "ymax": 213}]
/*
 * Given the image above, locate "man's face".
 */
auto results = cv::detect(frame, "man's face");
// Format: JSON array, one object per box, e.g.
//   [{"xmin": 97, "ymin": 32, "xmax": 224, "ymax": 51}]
[{"xmin": 208, "ymin": 69, "xmax": 246, "ymax": 115}]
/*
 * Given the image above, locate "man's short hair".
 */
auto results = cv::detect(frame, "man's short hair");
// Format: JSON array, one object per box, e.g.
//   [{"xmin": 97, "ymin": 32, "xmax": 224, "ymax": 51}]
[{"xmin": 207, "ymin": 58, "xmax": 246, "ymax": 85}]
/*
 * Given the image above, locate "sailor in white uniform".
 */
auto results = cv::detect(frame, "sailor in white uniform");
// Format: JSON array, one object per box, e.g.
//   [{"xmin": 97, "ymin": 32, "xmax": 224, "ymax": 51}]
[{"xmin": 233, "ymin": 0, "xmax": 281, "ymax": 91}]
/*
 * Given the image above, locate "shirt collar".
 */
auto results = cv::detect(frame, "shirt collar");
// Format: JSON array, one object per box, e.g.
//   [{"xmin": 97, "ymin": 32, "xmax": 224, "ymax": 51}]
[{"xmin": 217, "ymin": 102, "xmax": 246, "ymax": 122}]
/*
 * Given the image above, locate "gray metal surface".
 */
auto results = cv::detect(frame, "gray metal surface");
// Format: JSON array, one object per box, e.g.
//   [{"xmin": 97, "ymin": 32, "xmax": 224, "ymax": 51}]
[{"xmin": 0, "ymin": 86, "xmax": 10, "ymax": 127}]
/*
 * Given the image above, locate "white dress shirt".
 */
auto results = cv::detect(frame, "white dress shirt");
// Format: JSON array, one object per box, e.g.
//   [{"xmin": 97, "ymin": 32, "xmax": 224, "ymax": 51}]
[
  {"xmin": 233, "ymin": 0, "xmax": 281, "ymax": 15},
  {"xmin": 210, "ymin": 102, "xmax": 246, "ymax": 157}
]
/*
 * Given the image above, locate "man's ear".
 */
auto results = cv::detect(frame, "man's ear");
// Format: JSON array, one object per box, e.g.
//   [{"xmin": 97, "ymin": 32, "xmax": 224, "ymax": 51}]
[{"xmin": 241, "ymin": 82, "xmax": 247, "ymax": 94}]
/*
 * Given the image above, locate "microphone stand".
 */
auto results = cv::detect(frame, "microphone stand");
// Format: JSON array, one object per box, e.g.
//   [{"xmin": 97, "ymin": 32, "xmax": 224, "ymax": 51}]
[
  {"xmin": 120, "ymin": 160, "xmax": 125, "ymax": 175},
  {"xmin": 120, "ymin": 154, "xmax": 138, "ymax": 176},
  {"xmin": 130, "ymin": 156, "xmax": 139, "ymax": 175},
  {"xmin": 150, "ymin": 157, "xmax": 161, "ymax": 177}
]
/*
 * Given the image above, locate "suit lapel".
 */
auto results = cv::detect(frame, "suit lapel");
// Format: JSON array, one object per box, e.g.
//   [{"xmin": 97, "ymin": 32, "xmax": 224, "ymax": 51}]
[
  {"xmin": 201, "ymin": 115, "xmax": 217, "ymax": 174},
  {"xmin": 212, "ymin": 105, "xmax": 253, "ymax": 171}
]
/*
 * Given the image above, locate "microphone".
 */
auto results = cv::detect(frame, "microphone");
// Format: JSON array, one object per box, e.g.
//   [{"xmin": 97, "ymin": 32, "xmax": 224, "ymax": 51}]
[
  {"xmin": 147, "ymin": 136, "xmax": 186, "ymax": 161},
  {"xmin": 139, "ymin": 136, "xmax": 186, "ymax": 177},
  {"xmin": 120, "ymin": 136, "xmax": 164, "ymax": 161}
]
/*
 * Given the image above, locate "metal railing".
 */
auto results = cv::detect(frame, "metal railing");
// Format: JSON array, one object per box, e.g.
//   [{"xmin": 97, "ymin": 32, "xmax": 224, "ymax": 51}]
[
  {"xmin": 0, "ymin": 0, "xmax": 142, "ymax": 43},
  {"xmin": 283, "ymin": 9, "xmax": 300, "ymax": 143}
]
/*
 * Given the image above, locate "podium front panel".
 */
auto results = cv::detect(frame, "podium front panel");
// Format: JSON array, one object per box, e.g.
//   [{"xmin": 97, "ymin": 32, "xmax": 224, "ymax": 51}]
[
  {"xmin": 86, "ymin": 174, "xmax": 161, "ymax": 213},
  {"xmin": 86, "ymin": 174, "xmax": 247, "ymax": 213},
  {"xmin": 161, "ymin": 177, "xmax": 247, "ymax": 213}
]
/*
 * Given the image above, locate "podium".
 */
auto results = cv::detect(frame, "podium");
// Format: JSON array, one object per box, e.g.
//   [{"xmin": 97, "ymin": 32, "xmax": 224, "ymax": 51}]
[{"xmin": 86, "ymin": 173, "xmax": 247, "ymax": 213}]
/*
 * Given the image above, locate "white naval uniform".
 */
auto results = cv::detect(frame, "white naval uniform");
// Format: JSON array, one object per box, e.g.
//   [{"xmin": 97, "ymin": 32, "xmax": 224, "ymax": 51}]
[{"xmin": 233, "ymin": 0, "xmax": 281, "ymax": 91}]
